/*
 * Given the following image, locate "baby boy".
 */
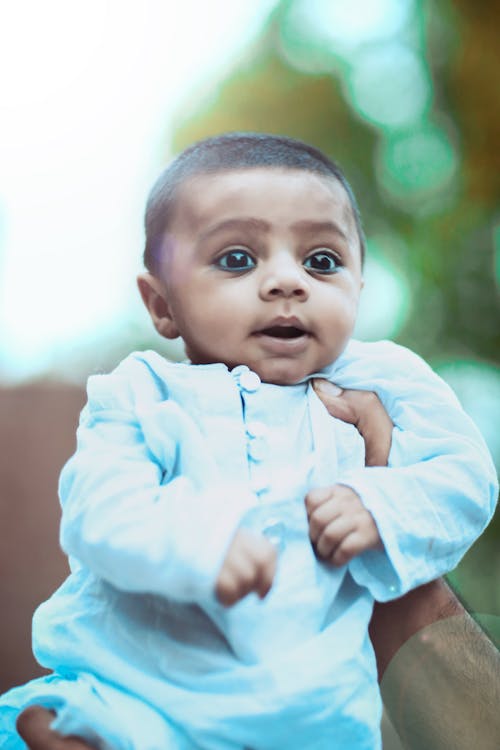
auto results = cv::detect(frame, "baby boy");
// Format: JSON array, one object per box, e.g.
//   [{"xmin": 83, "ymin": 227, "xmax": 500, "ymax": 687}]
[{"xmin": 1, "ymin": 133, "xmax": 496, "ymax": 750}]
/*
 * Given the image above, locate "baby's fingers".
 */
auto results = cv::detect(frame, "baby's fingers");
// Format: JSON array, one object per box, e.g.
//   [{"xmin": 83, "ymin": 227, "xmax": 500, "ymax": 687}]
[
  {"xmin": 328, "ymin": 531, "xmax": 371, "ymax": 566},
  {"xmin": 215, "ymin": 531, "xmax": 277, "ymax": 606},
  {"xmin": 316, "ymin": 516, "xmax": 382, "ymax": 566},
  {"xmin": 307, "ymin": 498, "xmax": 340, "ymax": 543},
  {"xmin": 254, "ymin": 543, "xmax": 277, "ymax": 599},
  {"xmin": 315, "ymin": 516, "xmax": 354, "ymax": 562},
  {"xmin": 215, "ymin": 560, "xmax": 255, "ymax": 606},
  {"xmin": 305, "ymin": 486, "xmax": 334, "ymax": 517}
]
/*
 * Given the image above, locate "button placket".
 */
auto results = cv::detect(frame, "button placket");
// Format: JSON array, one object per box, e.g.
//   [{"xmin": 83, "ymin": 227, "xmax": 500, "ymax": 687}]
[
  {"xmin": 247, "ymin": 435, "xmax": 267, "ymax": 476},
  {"xmin": 245, "ymin": 419, "xmax": 267, "ymax": 463},
  {"xmin": 250, "ymin": 469, "xmax": 269, "ymax": 495},
  {"xmin": 234, "ymin": 371, "xmax": 270, "ymax": 496}
]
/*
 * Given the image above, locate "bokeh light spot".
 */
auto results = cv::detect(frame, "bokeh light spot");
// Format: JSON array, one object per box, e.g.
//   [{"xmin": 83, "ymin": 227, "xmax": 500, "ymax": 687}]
[
  {"xmin": 377, "ymin": 123, "xmax": 458, "ymax": 209},
  {"xmin": 346, "ymin": 43, "xmax": 431, "ymax": 129},
  {"xmin": 354, "ymin": 244, "xmax": 411, "ymax": 341},
  {"xmin": 287, "ymin": 0, "xmax": 413, "ymax": 50}
]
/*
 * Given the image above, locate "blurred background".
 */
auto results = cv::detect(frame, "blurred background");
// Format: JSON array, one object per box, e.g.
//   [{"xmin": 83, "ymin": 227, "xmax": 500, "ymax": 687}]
[{"xmin": 1, "ymin": 0, "xmax": 499, "ymax": 717}]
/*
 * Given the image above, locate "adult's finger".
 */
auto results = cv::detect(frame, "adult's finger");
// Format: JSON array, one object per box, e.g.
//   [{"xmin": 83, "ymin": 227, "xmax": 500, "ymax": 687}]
[
  {"xmin": 312, "ymin": 380, "xmax": 354, "ymax": 422},
  {"xmin": 313, "ymin": 380, "xmax": 392, "ymax": 466},
  {"xmin": 354, "ymin": 392, "xmax": 393, "ymax": 466}
]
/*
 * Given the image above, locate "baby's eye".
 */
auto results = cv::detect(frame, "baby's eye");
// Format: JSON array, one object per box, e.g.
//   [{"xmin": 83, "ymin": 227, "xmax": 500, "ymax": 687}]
[
  {"xmin": 303, "ymin": 250, "xmax": 341, "ymax": 275},
  {"xmin": 215, "ymin": 249, "xmax": 256, "ymax": 271}
]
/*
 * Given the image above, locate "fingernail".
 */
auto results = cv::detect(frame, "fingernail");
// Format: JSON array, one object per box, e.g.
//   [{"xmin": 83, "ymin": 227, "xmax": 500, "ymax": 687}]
[{"xmin": 313, "ymin": 379, "xmax": 342, "ymax": 396}]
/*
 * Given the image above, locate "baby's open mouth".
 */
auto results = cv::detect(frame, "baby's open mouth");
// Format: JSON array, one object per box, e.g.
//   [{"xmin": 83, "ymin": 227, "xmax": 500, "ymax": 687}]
[{"xmin": 258, "ymin": 326, "xmax": 307, "ymax": 339}]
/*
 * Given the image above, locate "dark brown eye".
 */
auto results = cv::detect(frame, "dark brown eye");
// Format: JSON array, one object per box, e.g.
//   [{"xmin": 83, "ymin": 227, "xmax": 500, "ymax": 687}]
[
  {"xmin": 216, "ymin": 249, "xmax": 256, "ymax": 271},
  {"xmin": 303, "ymin": 251, "xmax": 341, "ymax": 274}
]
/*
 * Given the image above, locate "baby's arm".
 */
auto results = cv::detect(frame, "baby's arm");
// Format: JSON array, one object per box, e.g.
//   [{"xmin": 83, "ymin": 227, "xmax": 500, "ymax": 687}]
[
  {"xmin": 57, "ymin": 360, "xmax": 255, "ymax": 604},
  {"xmin": 312, "ymin": 376, "xmax": 500, "ymax": 748},
  {"xmin": 313, "ymin": 340, "xmax": 497, "ymax": 600}
]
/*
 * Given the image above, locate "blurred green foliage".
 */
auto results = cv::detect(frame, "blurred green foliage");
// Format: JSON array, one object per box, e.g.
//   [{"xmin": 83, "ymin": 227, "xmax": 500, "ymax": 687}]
[{"xmin": 168, "ymin": 0, "xmax": 499, "ymax": 614}]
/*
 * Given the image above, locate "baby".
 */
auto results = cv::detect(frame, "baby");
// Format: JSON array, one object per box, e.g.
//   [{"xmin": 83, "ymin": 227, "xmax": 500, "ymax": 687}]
[{"xmin": 1, "ymin": 133, "xmax": 497, "ymax": 750}]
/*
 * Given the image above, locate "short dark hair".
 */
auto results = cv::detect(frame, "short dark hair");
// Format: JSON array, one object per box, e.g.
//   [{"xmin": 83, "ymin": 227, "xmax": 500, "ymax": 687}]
[{"xmin": 144, "ymin": 132, "xmax": 366, "ymax": 273}]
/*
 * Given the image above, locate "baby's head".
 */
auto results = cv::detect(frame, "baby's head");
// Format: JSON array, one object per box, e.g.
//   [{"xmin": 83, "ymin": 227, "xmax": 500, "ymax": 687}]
[{"xmin": 138, "ymin": 132, "xmax": 365, "ymax": 385}]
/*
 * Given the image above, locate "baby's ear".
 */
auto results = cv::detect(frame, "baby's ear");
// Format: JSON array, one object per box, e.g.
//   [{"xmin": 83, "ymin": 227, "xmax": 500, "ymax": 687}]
[{"xmin": 137, "ymin": 273, "xmax": 179, "ymax": 339}]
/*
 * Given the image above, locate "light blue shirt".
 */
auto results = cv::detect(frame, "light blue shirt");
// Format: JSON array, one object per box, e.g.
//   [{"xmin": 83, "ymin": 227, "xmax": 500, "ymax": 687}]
[{"xmin": 0, "ymin": 340, "xmax": 497, "ymax": 750}]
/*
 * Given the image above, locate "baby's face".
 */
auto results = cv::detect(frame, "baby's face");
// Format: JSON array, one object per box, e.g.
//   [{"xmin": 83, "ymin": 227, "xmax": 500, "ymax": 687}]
[{"xmin": 156, "ymin": 168, "xmax": 363, "ymax": 385}]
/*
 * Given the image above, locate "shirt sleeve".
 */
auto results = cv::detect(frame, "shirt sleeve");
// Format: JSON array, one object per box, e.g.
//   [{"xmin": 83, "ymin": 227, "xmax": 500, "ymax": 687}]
[
  {"xmin": 331, "ymin": 340, "xmax": 498, "ymax": 602},
  {"xmin": 59, "ymin": 364, "xmax": 255, "ymax": 603}
]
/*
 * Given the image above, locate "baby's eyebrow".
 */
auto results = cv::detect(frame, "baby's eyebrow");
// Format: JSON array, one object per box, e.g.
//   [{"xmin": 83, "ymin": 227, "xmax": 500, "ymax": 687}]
[
  {"xmin": 291, "ymin": 220, "xmax": 348, "ymax": 240},
  {"xmin": 199, "ymin": 218, "xmax": 270, "ymax": 241}
]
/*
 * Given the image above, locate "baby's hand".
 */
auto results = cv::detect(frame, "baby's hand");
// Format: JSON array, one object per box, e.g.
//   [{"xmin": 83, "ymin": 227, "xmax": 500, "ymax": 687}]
[
  {"xmin": 215, "ymin": 529, "xmax": 277, "ymax": 607},
  {"xmin": 306, "ymin": 485, "xmax": 382, "ymax": 566}
]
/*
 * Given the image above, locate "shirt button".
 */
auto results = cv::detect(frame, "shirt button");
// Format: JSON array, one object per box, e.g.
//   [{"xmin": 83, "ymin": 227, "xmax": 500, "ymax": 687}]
[
  {"xmin": 245, "ymin": 420, "xmax": 268, "ymax": 439},
  {"xmin": 248, "ymin": 437, "xmax": 266, "ymax": 462},
  {"xmin": 250, "ymin": 472, "xmax": 269, "ymax": 494},
  {"xmin": 239, "ymin": 371, "xmax": 261, "ymax": 392}
]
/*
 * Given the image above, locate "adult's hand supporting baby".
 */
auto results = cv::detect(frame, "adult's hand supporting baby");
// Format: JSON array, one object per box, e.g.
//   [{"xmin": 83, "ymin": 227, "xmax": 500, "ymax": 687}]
[
  {"xmin": 16, "ymin": 706, "xmax": 93, "ymax": 750},
  {"xmin": 215, "ymin": 528, "xmax": 277, "ymax": 606},
  {"xmin": 312, "ymin": 379, "xmax": 393, "ymax": 466}
]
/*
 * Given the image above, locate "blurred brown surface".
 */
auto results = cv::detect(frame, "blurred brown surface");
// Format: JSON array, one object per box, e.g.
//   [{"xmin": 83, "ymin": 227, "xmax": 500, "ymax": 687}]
[{"xmin": 0, "ymin": 382, "xmax": 85, "ymax": 693}]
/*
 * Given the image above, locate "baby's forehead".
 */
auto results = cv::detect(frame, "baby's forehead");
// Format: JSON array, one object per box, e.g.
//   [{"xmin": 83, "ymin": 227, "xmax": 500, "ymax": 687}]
[{"xmin": 171, "ymin": 167, "xmax": 358, "ymax": 236}]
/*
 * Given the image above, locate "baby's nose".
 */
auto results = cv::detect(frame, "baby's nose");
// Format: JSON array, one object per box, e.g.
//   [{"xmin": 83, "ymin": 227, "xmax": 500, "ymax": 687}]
[{"xmin": 259, "ymin": 261, "xmax": 310, "ymax": 300}]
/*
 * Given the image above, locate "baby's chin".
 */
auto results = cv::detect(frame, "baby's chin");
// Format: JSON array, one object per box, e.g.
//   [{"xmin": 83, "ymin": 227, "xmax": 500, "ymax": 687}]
[
  {"xmin": 188, "ymin": 350, "xmax": 317, "ymax": 385},
  {"xmin": 246, "ymin": 362, "xmax": 314, "ymax": 386},
  {"xmin": 259, "ymin": 372, "xmax": 306, "ymax": 386}
]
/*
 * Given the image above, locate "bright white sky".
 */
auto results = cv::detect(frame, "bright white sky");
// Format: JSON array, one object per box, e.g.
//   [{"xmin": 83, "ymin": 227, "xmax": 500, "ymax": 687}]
[{"xmin": 0, "ymin": 0, "xmax": 277, "ymax": 380}]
